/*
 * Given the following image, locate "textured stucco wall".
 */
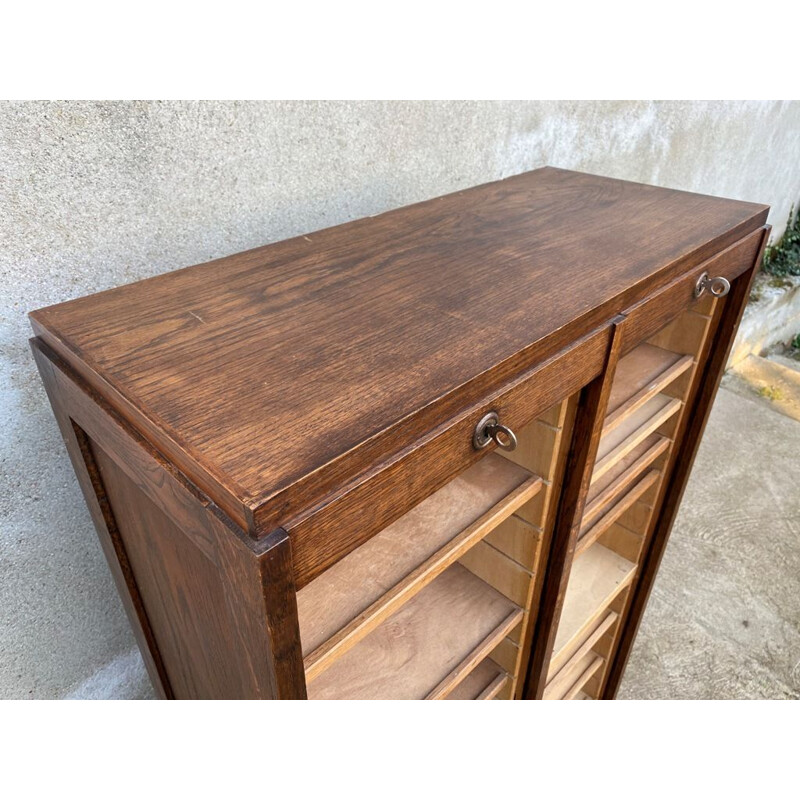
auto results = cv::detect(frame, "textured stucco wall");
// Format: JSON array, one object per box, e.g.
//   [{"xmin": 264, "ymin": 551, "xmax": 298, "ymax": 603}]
[{"xmin": 2, "ymin": 100, "xmax": 799, "ymax": 699}]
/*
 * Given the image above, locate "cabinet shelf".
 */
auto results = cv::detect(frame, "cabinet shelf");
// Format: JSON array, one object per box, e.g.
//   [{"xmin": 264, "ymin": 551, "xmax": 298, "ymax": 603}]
[
  {"xmin": 550, "ymin": 545, "xmax": 635, "ymax": 675},
  {"xmin": 584, "ymin": 434, "xmax": 670, "ymax": 527},
  {"xmin": 604, "ymin": 343, "xmax": 692, "ymax": 435},
  {"xmin": 297, "ymin": 453, "xmax": 540, "ymax": 681},
  {"xmin": 445, "ymin": 659, "xmax": 509, "ymax": 700},
  {"xmin": 547, "ymin": 652, "xmax": 604, "ymax": 700},
  {"xmin": 593, "ymin": 394, "xmax": 681, "ymax": 484},
  {"xmin": 546, "ymin": 610, "xmax": 618, "ymax": 693},
  {"xmin": 306, "ymin": 564, "xmax": 523, "ymax": 700},
  {"xmin": 577, "ymin": 470, "xmax": 660, "ymax": 558}
]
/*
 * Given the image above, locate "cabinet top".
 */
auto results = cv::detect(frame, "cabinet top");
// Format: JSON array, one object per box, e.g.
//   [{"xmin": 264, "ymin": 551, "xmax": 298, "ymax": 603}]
[{"xmin": 30, "ymin": 167, "xmax": 768, "ymax": 535}]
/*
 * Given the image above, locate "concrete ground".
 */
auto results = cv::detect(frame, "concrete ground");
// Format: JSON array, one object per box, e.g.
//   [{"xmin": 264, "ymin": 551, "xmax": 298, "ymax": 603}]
[
  {"xmin": 619, "ymin": 374, "xmax": 800, "ymax": 699},
  {"xmin": 40, "ymin": 379, "xmax": 798, "ymax": 701}
]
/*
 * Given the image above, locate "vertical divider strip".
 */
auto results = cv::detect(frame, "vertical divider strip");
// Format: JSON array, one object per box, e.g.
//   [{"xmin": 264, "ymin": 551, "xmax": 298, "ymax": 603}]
[{"xmin": 522, "ymin": 315, "xmax": 629, "ymax": 699}]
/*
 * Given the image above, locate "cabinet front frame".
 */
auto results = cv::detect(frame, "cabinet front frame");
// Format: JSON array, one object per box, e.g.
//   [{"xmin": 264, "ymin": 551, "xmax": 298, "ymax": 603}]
[{"xmin": 522, "ymin": 226, "xmax": 769, "ymax": 699}]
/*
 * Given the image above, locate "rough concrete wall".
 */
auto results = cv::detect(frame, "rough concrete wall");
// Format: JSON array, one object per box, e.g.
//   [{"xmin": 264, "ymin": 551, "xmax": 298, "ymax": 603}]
[
  {"xmin": 2, "ymin": 100, "xmax": 799, "ymax": 699},
  {"xmin": 731, "ymin": 277, "xmax": 800, "ymax": 366}
]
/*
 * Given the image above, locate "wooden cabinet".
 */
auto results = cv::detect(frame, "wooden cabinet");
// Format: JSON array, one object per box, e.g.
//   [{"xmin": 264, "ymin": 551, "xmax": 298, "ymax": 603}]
[{"xmin": 29, "ymin": 167, "xmax": 769, "ymax": 699}]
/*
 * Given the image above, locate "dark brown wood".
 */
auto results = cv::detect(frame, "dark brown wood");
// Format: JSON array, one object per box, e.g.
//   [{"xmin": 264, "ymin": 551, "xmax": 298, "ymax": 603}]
[
  {"xmin": 29, "ymin": 170, "xmax": 770, "ymax": 700},
  {"xmin": 31, "ymin": 341, "xmax": 173, "ymax": 699},
  {"xmin": 291, "ymin": 325, "xmax": 610, "ymax": 588},
  {"xmin": 618, "ymin": 227, "xmax": 763, "ymax": 355},
  {"xmin": 522, "ymin": 316, "xmax": 628, "ymax": 699},
  {"xmin": 215, "ymin": 525, "xmax": 307, "ymax": 700},
  {"xmin": 601, "ymin": 225, "xmax": 770, "ymax": 698},
  {"xmin": 31, "ymin": 338, "xmax": 306, "ymax": 699},
  {"xmin": 29, "ymin": 168, "xmax": 768, "ymax": 539}
]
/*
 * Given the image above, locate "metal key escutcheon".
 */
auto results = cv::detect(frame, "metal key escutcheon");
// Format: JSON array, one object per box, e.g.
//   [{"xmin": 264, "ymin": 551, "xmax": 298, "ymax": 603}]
[
  {"xmin": 694, "ymin": 271, "xmax": 730, "ymax": 298},
  {"xmin": 472, "ymin": 411, "xmax": 518, "ymax": 451}
]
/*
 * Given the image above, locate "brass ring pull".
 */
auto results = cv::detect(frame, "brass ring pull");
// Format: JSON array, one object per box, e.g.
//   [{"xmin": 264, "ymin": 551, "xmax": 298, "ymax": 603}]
[
  {"xmin": 472, "ymin": 412, "xmax": 518, "ymax": 451},
  {"xmin": 694, "ymin": 271, "xmax": 730, "ymax": 299}
]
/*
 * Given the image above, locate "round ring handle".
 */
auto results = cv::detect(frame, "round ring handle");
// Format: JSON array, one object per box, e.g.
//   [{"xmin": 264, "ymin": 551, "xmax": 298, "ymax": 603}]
[
  {"xmin": 472, "ymin": 412, "xmax": 518, "ymax": 451},
  {"xmin": 490, "ymin": 423, "xmax": 518, "ymax": 451},
  {"xmin": 694, "ymin": 271, "xmax": 731, "ymax": 298}
]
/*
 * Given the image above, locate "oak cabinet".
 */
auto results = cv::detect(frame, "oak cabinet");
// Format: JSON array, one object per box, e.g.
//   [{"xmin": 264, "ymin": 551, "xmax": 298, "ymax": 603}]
[{"xmin": 30, "ymin": 168, "xmax": 768, "ymax": 699}]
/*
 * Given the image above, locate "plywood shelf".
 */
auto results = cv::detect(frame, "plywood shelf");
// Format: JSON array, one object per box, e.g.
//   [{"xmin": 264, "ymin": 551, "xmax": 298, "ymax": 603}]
[
  {"xmin": 550, "ymin": 545, "xmax": 636, "ymax": 675},
  {"xmin": 592, "ymin": 395, "xmax": 680, "ymax": 486},
  {"xmin": 546, "ymin": 610, "xmax": 618, "ymax": 690},
  {"xmin": 444, "ymin": 659, "xmax": 509, "ymax": 700},
  {"xmin": 561, "ymin": 654, "xmax": 604, "ymax": 700},
  {"xmin": 584, "ymin": 434, "xmax": 670, "ymax": 527},
  {"xmin": 306, "ymin": 563, "xmax": 523, "ymax": 700},
  {"xmin": 297, "ymin": 453, "xmax": 541, "ymax": 681},
  {"xmin": 604, "ymin": 343, "xmax": 692, "ymax": 435},
  {"xmin": 577, "ymin": 470, "xmax": 660, "ymax": 558}
]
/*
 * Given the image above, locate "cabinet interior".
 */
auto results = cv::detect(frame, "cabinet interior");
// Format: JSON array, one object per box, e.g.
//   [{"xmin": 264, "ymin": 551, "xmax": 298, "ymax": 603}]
[
  {"xmin": 295, "ymin": 294, "xmax": 721, "ymax": 701},
  {"xmin": 297, "ymin": 397, "xmax": 577, "ymax": 700},
  {"xmin": 544, "ymin": 293, "xmax": 721, "ymax": 700}
]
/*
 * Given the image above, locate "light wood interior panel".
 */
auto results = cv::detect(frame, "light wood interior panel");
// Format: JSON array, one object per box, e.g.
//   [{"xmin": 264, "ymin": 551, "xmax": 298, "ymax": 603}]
[
  {"xmin": 546, "ymin": 296, "xmax": 722, "ymax": 700},
  {"xmin": 298, "ymin": 453, "xmax": 540, "ymax": 680},
  {"xmin": 546, "ymin": 652, "xmax": 604, "ymax": 700},
  {"xmin": 550, "ymin": 544, "xmax": 636, "ymax": 674},
  {"xmin": 485, "ymin": 514, "xmax": 541, "ymax": 567},
  {"xmin": 584, "ymin": 434, "xmax": 670, "ymax": 524},
  {"xmin": 490, "ymin": 636, "xmax": 521, "ymax": 677},
  {"xmin": 445, "ymin": 660, "xmax": 509, "ymax": 700},
  {"xmin": 459, "ymin": 539, "xmax": 532, "ymax": 608},
  {"xmin": 577, "ymin": 470, "xmax": 659, "ymax": 557},
  {"xmin": 593, "ymin": 394, "xmax": 681, "ymax": 482},
  {"xmin": 604, "ymin": 343, "xmax": 692, "ymax": 435},
  {"xmin": 306, "ymin": 564, "xmax": 522, "ymax": 700}
]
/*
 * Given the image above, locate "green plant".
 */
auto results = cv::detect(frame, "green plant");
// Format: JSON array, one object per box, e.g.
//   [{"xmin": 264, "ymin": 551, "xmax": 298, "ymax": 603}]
[
  {"xmin": 758, "ymin": 384, "xmax": 785, "ymax": 402},
  {"xmin": 791, "ymin": 332, "xmax": 800, "ymax": 351},
  {"xmin": 763, "ymin": 204, "xmax": 800, "ymax": 277}
]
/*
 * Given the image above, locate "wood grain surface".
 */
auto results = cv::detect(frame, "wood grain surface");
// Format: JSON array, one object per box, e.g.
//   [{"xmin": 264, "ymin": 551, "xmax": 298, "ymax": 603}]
[
  {"xmin": 306, "ymin": 563, "xmax": 521, "ymax": 699},
  {"xmin": 30, "ymin": 167, "xmax": 768, "ymax": 535}
]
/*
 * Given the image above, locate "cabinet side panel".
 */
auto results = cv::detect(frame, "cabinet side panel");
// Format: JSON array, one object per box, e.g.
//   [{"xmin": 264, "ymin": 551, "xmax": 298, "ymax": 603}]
[
  {"xmin": 91, "ymin": 443, "xmax": 256, "ymax": 699},
  {"xmin": 31, "ymin": 342, "xmax": 172, "ymax": 698},
  {"xmin": 31, "ymin": 338, "xmax": 306, "ymax": 700}
]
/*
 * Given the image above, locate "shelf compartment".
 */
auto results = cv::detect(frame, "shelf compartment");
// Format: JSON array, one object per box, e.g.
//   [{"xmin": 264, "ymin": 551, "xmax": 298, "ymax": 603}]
[
  {"xmin": 444, "ymin": 659, "xmax": 509, "ymax": 700},
  {"xmin": 458, "ymin": 539, "xmax": 532, "ymax": 609},
  {"xmin": 576, "ymin": 471, "xmax": 660, "ymax": 558},
  {"xmin": 593, "ymin": 394, "xmax": 681, "ymax": 485},
  {"xmin": 298, "ymin": 453, "xmax": 541, "ymax": 681},
  {"xmin": 560, "ymin": 653, "xmax": 605, "ymax": 700},
  {"xmin": 306, "ymin": 563, "xmax": 523, "ymax": 700},
  {"xmin": 584, "ymin": 434, "xmax": 670, "ymax": 528},
  {"xmin": 545, "ymin": 610, "xmax": 618, "ymax": 695},
  {"xmin": 549, "ymin": 545, "xmax": 635, "ymax": 676},
  {"xmin": 604, "ymin": 343, "xmax": 692, "ymax": 436}
]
